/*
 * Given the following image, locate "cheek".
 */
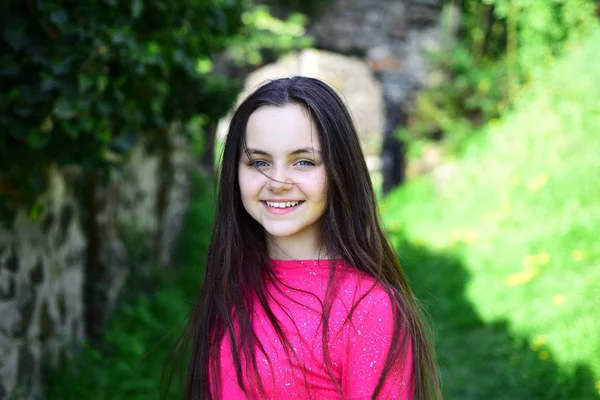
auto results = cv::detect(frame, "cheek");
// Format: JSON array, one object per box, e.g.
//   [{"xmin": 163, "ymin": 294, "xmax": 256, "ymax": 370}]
[
  {"xmin": 237, "ymin": 168, "xmax": 250, "ymax": 198},
  {"xmin": 313, "ymin": 170, "xmax": 328, "ymax": 199},
  {"xmin": 306, "ymin": 202, "xmax": 326, "ymax": 220},
  {"xmin": 305, "ymin": 172, "xmax": 328, "ymax": 217},
  {"xmin": 238, "ymin": 168, "xmax": 262, "ymax": 199}
]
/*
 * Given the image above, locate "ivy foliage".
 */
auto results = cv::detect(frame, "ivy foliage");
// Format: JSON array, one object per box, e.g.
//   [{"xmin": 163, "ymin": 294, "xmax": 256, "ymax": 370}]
[
  {"xmin": 406, "ymin": 0, "xmax": 599, "ymax": 152},
  {"xmin": 227, "ymin": 5, "xmax": 313, "ymax": 66},
  {"xmin": 0, "ymin": 0, "xmax": 246, "ymax": 225}
]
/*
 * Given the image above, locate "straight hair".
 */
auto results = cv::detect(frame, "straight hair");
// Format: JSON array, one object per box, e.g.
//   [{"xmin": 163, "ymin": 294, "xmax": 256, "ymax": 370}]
[{"xmin": 166, "ymin": 76, "xmax": 440, "ymax": 399}]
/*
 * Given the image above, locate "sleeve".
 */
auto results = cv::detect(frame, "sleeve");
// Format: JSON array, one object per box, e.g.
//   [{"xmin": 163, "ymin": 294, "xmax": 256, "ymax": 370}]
[{"xmin": 341, "ymin": 289, "xmax": 414, "ymax": 399}]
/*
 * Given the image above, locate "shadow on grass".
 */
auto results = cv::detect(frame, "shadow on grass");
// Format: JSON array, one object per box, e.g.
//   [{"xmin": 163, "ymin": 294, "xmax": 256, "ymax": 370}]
[{"xmin": 391, "ymin": 234, "xmax": 599, "ymax": 400}]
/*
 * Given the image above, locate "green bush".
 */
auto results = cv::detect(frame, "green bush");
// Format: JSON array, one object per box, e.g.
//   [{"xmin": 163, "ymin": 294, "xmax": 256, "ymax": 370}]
[
  {"xmin": 406, "ymin": 0, "xmax": 598, "ymax": 154},
  {"xmin": 0, "ymin": 0, "xmax": 245, "ymax": 225},
  {"xmin": 226, "ymin": 5, "xmax": 314, "ymax": 66}
]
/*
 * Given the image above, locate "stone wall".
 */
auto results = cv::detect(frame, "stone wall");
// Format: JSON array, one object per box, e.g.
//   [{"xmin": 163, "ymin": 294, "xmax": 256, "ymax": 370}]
[
  {"xmin": 0, "ymin": 135, "xmax": 193, "ymax": 398},
  {"xmin": 0, "ymin": 167, "xmax": 86, "ymax": 398},
  {"xmin": 307, "ymin": 0, "xmax": 446, "ymax": 191}
]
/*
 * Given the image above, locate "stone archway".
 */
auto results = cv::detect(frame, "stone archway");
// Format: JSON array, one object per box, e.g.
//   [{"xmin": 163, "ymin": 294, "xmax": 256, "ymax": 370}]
[
  {"xmin": 306, "ymin": 0, "xmax": 445, "ymax": 192},
  {"xmin": 250, "ymin": 0, "xmax": 446, "ymax": 192},
  {"xmin": 216, "ymin": 1, "xmax": 447, "ymax": 193},
  {"xmin": 217, "ymin": 49, "xmax": 385, "ymax": 187}
]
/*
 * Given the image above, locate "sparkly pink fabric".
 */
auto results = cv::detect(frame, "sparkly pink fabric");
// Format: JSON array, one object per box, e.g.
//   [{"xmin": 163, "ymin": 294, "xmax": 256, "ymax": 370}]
[{"xmin": 213, "ymin": 259, "xmax": 414, "ymax": 399}]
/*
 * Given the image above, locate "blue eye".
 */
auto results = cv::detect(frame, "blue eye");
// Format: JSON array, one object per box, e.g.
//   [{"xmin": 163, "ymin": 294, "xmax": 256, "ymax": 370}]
[
  {"xmin": 296, "ymin": 160, "xmax": 315, "ymax": 167},
  {"xmin": 250, "ymin": 160, "xmax": 269, "ymax": 168}
]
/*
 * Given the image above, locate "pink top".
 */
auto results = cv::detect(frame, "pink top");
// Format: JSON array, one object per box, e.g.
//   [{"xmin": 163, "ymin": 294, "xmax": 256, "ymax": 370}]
[{"xmin": 213, "ymin": 259, "xmax": 414, "ymax": 399}]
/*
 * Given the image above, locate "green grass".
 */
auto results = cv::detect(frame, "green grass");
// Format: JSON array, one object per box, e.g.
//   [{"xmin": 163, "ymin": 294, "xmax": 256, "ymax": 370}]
[
  {"xmin": 381, "ymin": 29, "xmax": 600, "ymax": 399},
  {"xmin": 44, "ymin": 176, "xmax": 215, "ymax": 399}
]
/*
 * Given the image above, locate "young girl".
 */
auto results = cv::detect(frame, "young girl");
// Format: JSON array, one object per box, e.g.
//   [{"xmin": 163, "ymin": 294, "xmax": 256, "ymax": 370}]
[{"xmin": 182, "ymin": 77, "xmax": 440, "ymax": 399}]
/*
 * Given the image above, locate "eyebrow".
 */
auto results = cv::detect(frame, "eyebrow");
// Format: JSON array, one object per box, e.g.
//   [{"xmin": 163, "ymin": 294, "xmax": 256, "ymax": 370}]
[{"xmin": 245, "ymin": 148, "xmax": 321, "ymax": 156}]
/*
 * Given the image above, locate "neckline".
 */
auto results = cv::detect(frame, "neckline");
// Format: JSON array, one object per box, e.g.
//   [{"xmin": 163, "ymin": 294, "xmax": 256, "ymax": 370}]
[{"xmin": 270, "ymin": 258, "xmax": 344, "ymax": 270}]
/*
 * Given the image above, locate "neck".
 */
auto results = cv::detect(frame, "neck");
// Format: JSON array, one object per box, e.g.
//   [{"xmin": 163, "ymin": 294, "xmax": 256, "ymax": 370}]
[{"xmin": 267, "ymin": 224, "xmax": 327, "ymax": 260}]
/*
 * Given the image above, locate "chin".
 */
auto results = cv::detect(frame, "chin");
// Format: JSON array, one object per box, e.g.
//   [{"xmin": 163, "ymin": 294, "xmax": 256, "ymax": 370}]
[{"xmin": 264, "ymin": 225, "xmax": 302, "ymax": 238}]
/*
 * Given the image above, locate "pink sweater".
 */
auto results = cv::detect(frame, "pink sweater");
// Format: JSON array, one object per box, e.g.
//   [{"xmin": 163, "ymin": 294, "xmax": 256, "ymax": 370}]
[{"xmin": 213, "ymin": 259, "xmax": 413, "ymax": 399}]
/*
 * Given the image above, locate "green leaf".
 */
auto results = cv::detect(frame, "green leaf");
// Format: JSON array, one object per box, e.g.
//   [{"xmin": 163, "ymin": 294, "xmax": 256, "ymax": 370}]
[
  {"xmin": 60, "ymin": 121, "xmax": 78, "ymax": 138},
  {"xmin": 78, "ymin": 74, "xmax": 94, "ymax": 93},
  {"xmin": 80, "ymin": 116, "xmax": 94, "ymax": 132},
  {"xmin": 4, "ymin": 22, "xmax": 27, "ymax": 51},
  {"xmin": 52, "ymin": 56, "xmax": 73, "ymax": 75},
  {"xmin": 98, "ymin": 130, "xmax": 111, "ymax": 143},
  {"xmin": 97, "ymin": 75, "xmax": 108, "ymax": 93},
  {"xmin": 53, "ymin": 97, "xmax": 76, "ymax": 119},
  {"xmin": 131, "ymin": 0, "xmax": 143, "ymax": 18},
  {"xmin": 9, "ymin": 124, "xmax": 28, "ymax": 139},
  {"xmin": 195, "ymin": 57, "xmax": 213, "ymax": 74},
  {"xmin": 41, "ymin": 74, "xmax": 59, "ymax": 92},
  {"xmin": 50, "ymin": 10, "xmax": 69, "ymax": 31},
  {"xmin": 14, "ymin": 106, "xmax": 32, "ymax": 117},
  {"xmin": 27, "ymin": 129, "xmax": 50, "ymax": 149},
  {"xmin": 0, "ymin": 55, "xmax": 19, "ymax": 77},
  {"xmin": 40, "ymin": 116, "xmax": 54, "ymax": 133},
  {"xmin": 8, "ymin": 88, "xmax": 20, "ymax": 100},
  {"xmin": 110, "ymin": 134, "xmax": 137, "ymax": 153}
]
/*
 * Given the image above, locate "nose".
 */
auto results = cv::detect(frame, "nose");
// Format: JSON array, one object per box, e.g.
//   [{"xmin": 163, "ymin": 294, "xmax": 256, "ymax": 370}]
[{"xmin": 267, "ymin": 166, "xmax": 293, "ymax": 193}]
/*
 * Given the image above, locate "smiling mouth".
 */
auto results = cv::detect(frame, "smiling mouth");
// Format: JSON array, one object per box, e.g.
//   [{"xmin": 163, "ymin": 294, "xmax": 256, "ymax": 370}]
[{"xmin": 263, "ymin": 200, "xmax": 304, "ymax": 209}]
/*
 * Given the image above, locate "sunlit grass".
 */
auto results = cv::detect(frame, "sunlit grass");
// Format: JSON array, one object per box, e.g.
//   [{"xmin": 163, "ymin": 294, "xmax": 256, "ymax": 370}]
[{"xmin": 382, "ymin": 29, "xmax": 600, "ymax": 399}]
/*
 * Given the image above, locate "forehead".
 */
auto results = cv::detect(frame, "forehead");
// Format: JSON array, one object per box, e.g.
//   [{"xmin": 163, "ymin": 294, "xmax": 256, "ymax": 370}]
[{"xmin": 244, "ymin": 103, "xmax": 321, "ymax": 151}]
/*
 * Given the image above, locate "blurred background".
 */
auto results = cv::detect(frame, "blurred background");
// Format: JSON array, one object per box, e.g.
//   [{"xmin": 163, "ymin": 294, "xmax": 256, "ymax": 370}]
[{"xmin": 0, "ymin": 0, "xmax": 599, "ymax": 399}]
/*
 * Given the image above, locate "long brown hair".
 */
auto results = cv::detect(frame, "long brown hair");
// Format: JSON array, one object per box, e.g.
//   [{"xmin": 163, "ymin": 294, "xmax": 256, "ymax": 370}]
[{"xmin": 171, "ymin": 77, "xmax": 440, "ymax": 399}]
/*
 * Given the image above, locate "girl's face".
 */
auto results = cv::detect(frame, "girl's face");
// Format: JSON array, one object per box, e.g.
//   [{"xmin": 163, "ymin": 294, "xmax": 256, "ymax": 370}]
[{"xmin": 238, "ymin": 103, "xmax": 328, "ymax": 258}]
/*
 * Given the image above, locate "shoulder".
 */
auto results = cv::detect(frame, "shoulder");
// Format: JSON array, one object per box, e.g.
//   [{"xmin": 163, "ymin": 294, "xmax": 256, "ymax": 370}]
[{"xmin": 334, "ymin": 262, "xmax": 394, "ymax": 320}]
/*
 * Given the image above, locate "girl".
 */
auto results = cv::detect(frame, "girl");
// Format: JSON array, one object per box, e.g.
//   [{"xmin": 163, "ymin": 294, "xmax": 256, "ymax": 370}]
[{"xmin": 181, "ymin": 77, "xmax": 440, "ymax": 399}]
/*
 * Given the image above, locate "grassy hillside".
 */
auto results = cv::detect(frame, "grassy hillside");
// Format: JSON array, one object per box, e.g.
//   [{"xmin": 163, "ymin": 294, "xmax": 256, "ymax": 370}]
[{"xmin": 382, "ymin": 29, "xmax": 600, "ymax": 399}]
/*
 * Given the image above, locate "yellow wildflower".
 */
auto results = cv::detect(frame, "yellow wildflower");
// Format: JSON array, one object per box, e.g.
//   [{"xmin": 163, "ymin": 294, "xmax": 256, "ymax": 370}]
[
  {"xmin": 527, "ymin": 172, "xmax": 549, "ymax": 192},
  {"xmin": 572, "ymin": 249, "xmax": 588, "ymax": 262},
  {"xmin": 504, "ymin": 269, "xmax": 538, "ymax": 287},
  {"xmin": 412, "ymin": 239, "xmax": 427, "ymax": 248},
  {"xmin": 530, "ymin": 335, "xmax": 548, "ymax": 351},
  {"xmin": 386, "ymin": 222, "xmax": 402, "ymax": 233},
  {"xmin": 552, "ymin": 295, "xmax": 566, "ymax": 307},
  {"xmin": 450, "ymin": 228, "xmax": 463, "ymax": 243},
  {"xmin": 522, "ymin": 255, "xmax": 537, "ymax": 269},
  {"xmin": 449, "ymin": 228, "xmax": 479, "ymax": 244},
  {"xmin": 462, "ymin": 229, "xmax": 479, "ymax": 244},
  {"xmin": 535, "ymin": 252, "xmax": 550, "ymax": 265}
]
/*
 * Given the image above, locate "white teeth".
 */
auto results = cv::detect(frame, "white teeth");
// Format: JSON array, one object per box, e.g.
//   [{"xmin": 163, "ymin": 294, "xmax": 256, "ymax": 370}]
[{"xmin": 266, "ymin": 201, "xmax": 300, "ymax": 208}]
